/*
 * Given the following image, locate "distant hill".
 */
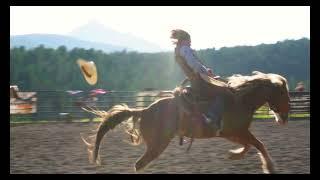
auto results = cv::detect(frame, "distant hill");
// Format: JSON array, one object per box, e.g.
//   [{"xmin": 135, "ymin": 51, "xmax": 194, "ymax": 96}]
[
  {"xmin": 10, "ymin": 21, "xmax": 166, "ymax": 53},
  {"xmin": 68, "ymin": 21, "xmax": 165, "ymax": 52},
  {"xmin": 10, "ymin": 34, "xmax": 129, "ymax": 53}
]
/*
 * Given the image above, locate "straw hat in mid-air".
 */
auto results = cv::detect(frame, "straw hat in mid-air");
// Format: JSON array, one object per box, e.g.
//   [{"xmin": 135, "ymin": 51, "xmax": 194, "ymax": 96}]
[{"xmin": 77, "ymin": 59, "xmax": 98, "ymax": 85}]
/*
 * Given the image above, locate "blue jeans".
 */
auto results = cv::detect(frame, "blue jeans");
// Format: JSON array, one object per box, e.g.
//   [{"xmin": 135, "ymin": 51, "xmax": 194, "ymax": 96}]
[{"xmin": 205, "ymin": 95, "xmax": 224, "ymax": 129}]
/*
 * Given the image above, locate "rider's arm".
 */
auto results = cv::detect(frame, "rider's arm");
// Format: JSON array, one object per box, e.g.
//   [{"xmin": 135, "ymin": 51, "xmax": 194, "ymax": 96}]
[
  {"xmin": 180, "ymin": 78, "xmax": 189, "ymax": 87},
  {"xmin": 179, "ymin": 46, "xmax": 209, "ymax": 75}
]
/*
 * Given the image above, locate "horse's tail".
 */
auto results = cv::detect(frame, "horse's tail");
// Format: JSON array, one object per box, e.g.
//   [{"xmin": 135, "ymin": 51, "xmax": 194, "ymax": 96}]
[{"xmin": 81, "ymin": 104, "xmax": 143, "ymax": 165}]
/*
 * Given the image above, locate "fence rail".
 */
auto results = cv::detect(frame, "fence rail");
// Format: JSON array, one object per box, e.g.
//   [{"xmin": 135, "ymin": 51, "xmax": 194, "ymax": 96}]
[{"xmin": 10, "ymin": 90, "xmax": 310, "ymax": 122}]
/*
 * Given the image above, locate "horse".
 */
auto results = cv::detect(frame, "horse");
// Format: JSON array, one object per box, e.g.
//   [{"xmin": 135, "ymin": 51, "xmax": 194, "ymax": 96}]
[{"xmin": 80, "ymin": 71, "xmax": 290, "ymax": 174}]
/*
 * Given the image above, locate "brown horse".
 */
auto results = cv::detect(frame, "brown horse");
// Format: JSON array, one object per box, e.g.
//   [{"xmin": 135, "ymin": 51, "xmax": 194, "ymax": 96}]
[{"xmin": 81, "ymin": 71, "xmax": 290, "ymax": 174}]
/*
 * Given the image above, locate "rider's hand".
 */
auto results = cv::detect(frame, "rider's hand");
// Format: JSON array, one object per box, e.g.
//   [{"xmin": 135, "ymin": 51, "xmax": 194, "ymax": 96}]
[{"xmin": 207, "ymin": 68, "xmax": 214, "ymax": 77}]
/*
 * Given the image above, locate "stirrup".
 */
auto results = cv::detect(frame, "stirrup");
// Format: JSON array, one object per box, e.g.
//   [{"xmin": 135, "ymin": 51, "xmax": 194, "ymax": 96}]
[
  {"xmin": 216, "ymin": 129, "xmax": 221, "ymax": 136},
  {"xmin": 202, "ymin": 113, "xmax": 211, "ymax": 123}
]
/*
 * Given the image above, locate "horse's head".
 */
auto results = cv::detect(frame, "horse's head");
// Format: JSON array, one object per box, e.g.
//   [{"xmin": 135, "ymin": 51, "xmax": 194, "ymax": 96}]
[{"xmin": 267, "ymin": 74, "xmax": 290, "ymax": 125}]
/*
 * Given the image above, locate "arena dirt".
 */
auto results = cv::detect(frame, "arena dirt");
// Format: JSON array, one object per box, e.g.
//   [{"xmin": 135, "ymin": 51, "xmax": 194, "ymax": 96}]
[{"xmin": 10, "ymin": 120, "xmax": 310, "ymax": 174}]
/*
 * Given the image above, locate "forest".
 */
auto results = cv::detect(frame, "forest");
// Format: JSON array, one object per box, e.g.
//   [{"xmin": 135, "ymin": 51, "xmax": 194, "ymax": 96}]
[{"xmin": 10, "ymin": 38, "xmax": 310, "ymax": 91}]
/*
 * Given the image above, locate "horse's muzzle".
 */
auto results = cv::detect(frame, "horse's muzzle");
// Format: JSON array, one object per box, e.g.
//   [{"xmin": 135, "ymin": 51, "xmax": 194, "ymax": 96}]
[{"xmin": 272, "ymin": 111, "xmax": 288, "ymax": 126}]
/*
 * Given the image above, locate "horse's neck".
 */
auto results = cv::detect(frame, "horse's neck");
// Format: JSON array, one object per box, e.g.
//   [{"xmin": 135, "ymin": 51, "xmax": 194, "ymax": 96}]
[{"xmin": 239, "ymin": 85, "xmax": 270, "ymax": 113}]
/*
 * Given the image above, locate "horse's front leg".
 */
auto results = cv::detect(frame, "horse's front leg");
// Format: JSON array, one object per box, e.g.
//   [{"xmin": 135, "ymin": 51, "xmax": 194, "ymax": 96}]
[
  {"xmin": 228, "ymin": 144, "xmax": 250, "ymax": 160},
  {"xmin": 246, "ymin": 131, "xmax": 276, "ymax": 174},
  {"xmin": 225, "ymin": 134, "xmax": 251, "ymax": 160}
]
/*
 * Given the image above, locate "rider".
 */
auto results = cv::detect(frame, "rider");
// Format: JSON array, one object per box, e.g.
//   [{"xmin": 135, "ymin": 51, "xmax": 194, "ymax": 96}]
[{"xmin": 170, "ymin": 29, "xmax": 225, "ymax": 136}]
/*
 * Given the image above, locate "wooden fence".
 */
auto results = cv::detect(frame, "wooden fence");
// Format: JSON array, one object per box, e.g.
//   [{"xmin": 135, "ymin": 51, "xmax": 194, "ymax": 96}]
[{"xmin": 10, "ymin": 90, "xmax": 310, "ymax": 122}]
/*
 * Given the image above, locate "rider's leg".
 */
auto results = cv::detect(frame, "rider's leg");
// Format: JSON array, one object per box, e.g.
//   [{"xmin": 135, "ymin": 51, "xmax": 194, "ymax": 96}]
[{"xmin": 203, "ymin": 94, "xmax": 225, "ymax": 135}]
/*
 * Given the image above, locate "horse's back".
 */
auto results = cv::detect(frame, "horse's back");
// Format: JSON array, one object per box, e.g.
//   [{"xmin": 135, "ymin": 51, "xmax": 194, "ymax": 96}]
[{"xmin": 139, "ymin": 96, "xmax": 179, "ymax": 140}]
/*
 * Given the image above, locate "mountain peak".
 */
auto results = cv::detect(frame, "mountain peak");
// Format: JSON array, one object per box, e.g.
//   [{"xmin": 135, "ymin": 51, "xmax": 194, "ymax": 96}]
[
  {"xmin": 75, "ymin": 20, "xmax": 119, "ymax": 33},
  {"xmin": 68, "ymin": 20, "xmax": 164, "ymax": 52}
]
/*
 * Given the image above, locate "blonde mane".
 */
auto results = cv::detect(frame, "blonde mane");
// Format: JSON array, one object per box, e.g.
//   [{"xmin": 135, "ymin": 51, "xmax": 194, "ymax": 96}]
[{"xmin": 227, "ymin": 71, "xmax": 288, "ymax": 97}]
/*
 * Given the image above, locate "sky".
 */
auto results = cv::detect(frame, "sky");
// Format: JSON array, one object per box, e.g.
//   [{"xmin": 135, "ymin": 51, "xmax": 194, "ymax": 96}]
[{"xmin": 10, "ymin": 6, "xmax": 310, "ymax": 50}]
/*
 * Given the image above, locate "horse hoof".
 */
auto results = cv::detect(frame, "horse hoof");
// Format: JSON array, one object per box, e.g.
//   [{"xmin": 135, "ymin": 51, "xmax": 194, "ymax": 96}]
[
  {"xmin": 135, "ymin": 162, "xmax": 145, "ymax": 172},
  {"xmin": 262, "ymin": 167, "xmax": 276, "ymax": 174},
  {"xmin": 258, "ymin": 152, "xmax": 276, "ymax": 174},
  {"xmin": 228, "ymin": 148, "xmax": 245, "ymax": 160},
  {"xmin": 262, "ymin": 164, "xmax": 277, "ymax": 174},
  {"xmin": 135, "ymin": 165, "xmax": 141, "ymax": 172}
]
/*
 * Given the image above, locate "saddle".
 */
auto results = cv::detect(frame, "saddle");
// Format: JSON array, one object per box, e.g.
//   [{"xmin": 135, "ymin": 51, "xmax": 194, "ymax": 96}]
[
  {"xmin": 175, "ymin": 77, "xmax": 232, "ymax": 152},
  {"xmin": 174, "ymin": 54, "xmax": 232, "ymax": 151},
  {"xmin": 177, "ymin": 75, "xmax": 230, "ymax": 113}
]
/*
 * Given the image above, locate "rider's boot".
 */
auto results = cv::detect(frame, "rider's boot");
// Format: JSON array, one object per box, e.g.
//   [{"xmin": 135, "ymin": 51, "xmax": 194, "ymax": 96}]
[{"xmin": 202, "ymin": 95, "xmax": 225, "ymax": 136}]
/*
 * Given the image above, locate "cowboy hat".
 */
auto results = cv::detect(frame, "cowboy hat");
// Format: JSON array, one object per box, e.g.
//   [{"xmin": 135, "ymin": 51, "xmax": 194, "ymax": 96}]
[{"xmin": 77, "ymin": 59, "xmax": 98, "ymax": 85}]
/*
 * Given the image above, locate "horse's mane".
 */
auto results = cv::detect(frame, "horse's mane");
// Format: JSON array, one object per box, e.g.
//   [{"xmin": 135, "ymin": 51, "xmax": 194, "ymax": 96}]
[{"xmin": 226, "ymin": 71, "xmax": 288, "ymax": 96}]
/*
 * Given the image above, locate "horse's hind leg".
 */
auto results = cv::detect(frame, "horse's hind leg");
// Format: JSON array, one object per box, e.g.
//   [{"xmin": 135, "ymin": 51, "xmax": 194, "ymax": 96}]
[
  {"xmin": 135, "ymin": 139, "xmax": 171, "ymax": 172},
  {"xmin": 134, "ymin": 99, "xmax": 177, "ymax": 172},
  {"xmin": 246, "ymin": 131, "xmax": 276, "ymax": 174}
]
